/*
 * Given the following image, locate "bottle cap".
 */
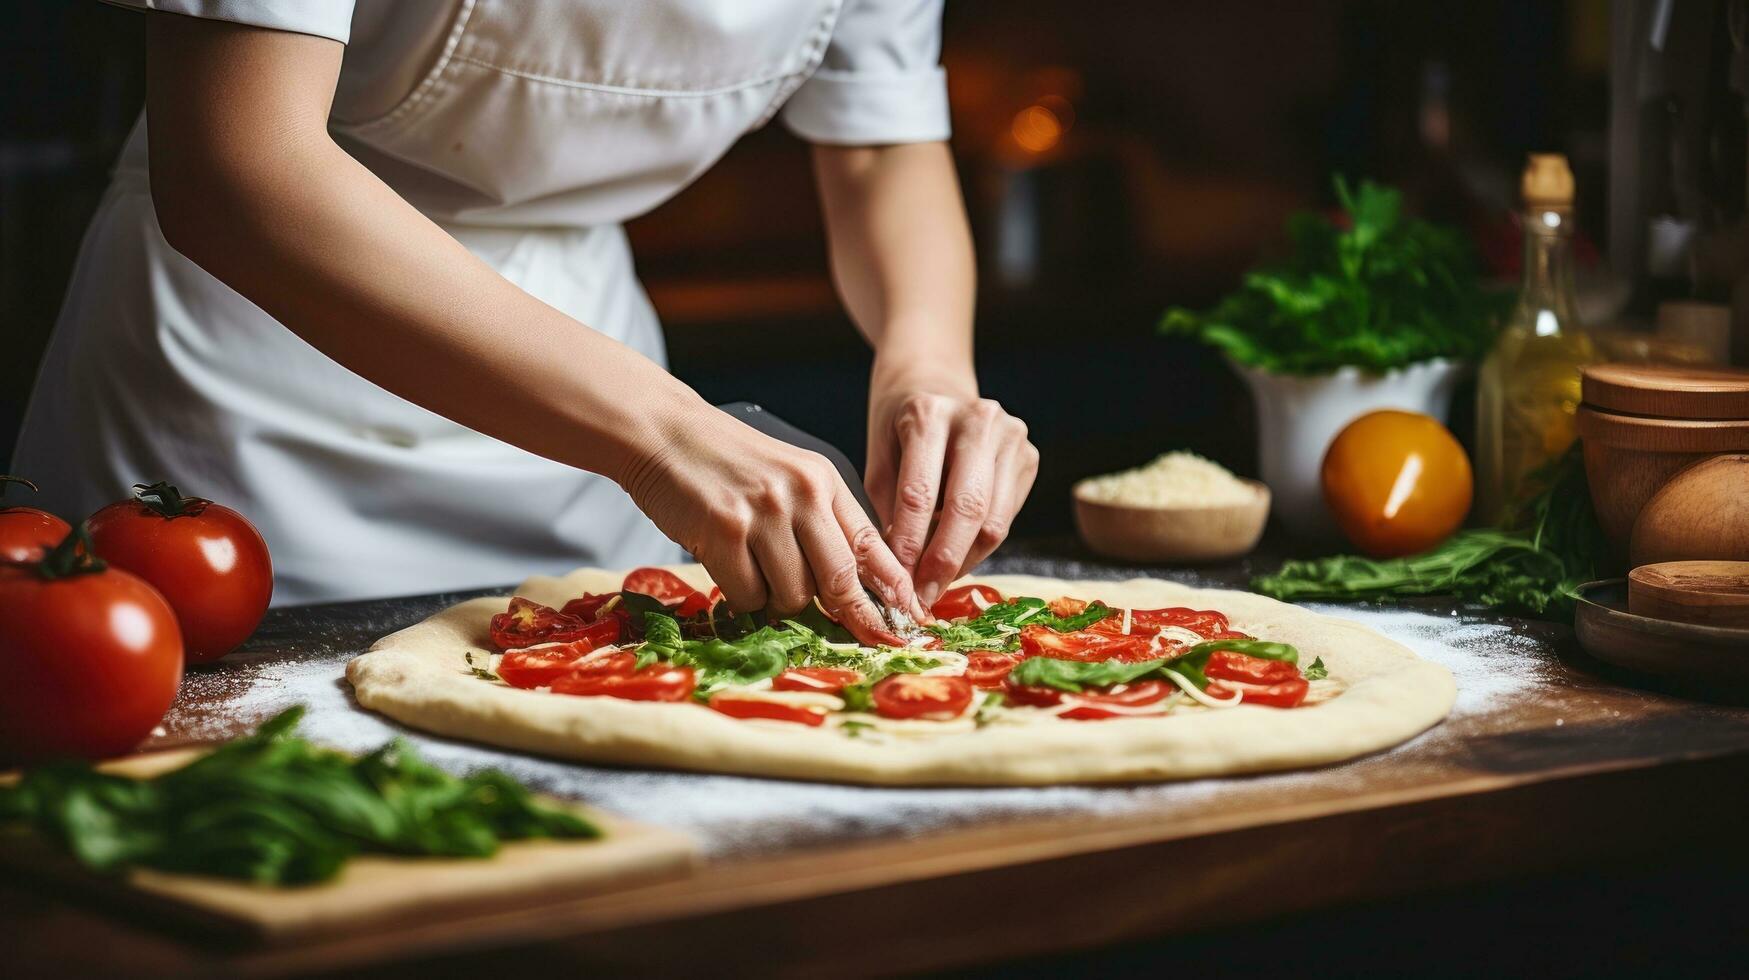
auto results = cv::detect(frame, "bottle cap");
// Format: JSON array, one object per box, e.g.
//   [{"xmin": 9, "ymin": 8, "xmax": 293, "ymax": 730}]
[{"xmin": 1522, "ymin": 153, "xmax": 1575, "ymax": 208}]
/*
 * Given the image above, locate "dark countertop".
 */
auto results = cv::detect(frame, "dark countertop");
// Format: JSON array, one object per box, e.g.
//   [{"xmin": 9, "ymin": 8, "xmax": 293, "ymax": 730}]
[{"xmin": 9, "ymin": 536, "xmax": 1749, "ymax": 978}]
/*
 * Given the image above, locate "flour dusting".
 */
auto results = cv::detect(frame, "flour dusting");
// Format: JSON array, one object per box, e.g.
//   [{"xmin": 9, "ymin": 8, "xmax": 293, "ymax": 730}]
[
  {"xmin": 183, "ymin": 594, "xmax": 1545, "ymax": 857},
  {"xmin": 1301, "ymin": 604, "xmax": 1551, "ymax": 717}
]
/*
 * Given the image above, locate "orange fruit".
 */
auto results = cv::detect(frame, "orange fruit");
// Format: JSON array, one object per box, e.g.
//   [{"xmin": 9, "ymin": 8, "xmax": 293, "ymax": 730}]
[{"xmin": 1321, "ymin": 410, "xmax": 1473, "ymax": 558}]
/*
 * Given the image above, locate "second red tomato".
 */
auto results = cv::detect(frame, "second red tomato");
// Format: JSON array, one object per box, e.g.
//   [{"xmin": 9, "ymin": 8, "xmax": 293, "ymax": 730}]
[{"xmin": 88, "ymin": 482, "xmax": 273, "ymax": 664}]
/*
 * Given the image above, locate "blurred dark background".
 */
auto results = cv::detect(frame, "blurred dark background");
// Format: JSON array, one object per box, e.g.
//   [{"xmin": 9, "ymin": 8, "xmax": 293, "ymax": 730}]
[{"xmin": 1, "ymin": 1, "xmax": 1612, "ymax": 535}]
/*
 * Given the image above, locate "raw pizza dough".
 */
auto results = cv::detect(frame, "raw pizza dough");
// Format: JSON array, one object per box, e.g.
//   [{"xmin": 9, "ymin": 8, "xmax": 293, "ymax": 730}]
[{"xmin": 346, "ymin": 566, "xmax": 1456, "ymax": 786}]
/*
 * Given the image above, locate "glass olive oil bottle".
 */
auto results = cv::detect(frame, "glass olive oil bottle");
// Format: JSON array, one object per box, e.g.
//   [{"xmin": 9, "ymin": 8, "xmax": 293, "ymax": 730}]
[{"xmin": 1475, "ymin": 154, "xmax": 1598, "ymax": 524}]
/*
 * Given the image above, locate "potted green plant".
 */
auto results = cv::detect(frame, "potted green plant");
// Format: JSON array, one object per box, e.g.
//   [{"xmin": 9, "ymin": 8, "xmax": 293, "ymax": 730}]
[{"xmin": 1161, "ymin": 178, "xmax": 1505, "ymax": 541}]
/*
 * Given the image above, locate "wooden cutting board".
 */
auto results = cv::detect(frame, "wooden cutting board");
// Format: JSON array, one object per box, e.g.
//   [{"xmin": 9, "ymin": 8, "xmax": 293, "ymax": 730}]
[{"xmin": 0, "ymin": 748, "xmax": 698, "ymax": 944}]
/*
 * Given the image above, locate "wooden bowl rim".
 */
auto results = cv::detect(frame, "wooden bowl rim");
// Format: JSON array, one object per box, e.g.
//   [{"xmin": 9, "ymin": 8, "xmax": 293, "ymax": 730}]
[{"xmin": 1573, "ymin": 579, "xmax": 1749, "ymax": 642}]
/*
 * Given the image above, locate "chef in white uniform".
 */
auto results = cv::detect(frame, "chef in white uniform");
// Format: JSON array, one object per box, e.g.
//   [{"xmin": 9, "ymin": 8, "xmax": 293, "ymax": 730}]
[{"xmin": 14, "ymin": 1, "xmax": 1036, "ymax": 642}]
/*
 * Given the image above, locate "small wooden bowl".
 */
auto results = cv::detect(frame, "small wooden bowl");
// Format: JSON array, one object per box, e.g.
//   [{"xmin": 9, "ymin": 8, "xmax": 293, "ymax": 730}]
[
  {"xmin": 1628, "ymin": 560, "xmax": 1749, "ymax": 629},
  {"xmin": 1073, "ymin": 481, "xmax": 1271, "ymax": 563}
]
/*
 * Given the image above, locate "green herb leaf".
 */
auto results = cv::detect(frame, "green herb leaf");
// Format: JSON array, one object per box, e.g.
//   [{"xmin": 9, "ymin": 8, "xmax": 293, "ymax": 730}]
[
  {"xmin": 974, "ymin": 692, "xmax": 1007, "ymax": 727},
  {"xmin": 786, "ymin": 602, "xmax": 858, "ymax": 644},
  {"xmin": 1304, "ymin": 657, "xmax": 1328, "ymax": 680},
  {"xmin": 641, "ymin": 611, "xmax": 684, "ymax": 654},
  {"xmin": 839, "ymin": 681, "xmax": 873, "ymax": 713},
  {"xmin": 1185, "ymin": 638, "xmax": 1299, "ymax": 666},
  {"xmin": 1007, "ymin": 657, "xmax": 1171, "ymax": 694}
]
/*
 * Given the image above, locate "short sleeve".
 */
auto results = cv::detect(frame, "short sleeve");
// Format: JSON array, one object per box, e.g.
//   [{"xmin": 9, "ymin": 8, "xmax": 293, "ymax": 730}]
[
  {"xmin": 780, "ymin": 0, "xmax": 950, "ymax": 145},
  {"xmin": 100, "ymin": 0, "xmax": 356, "ymax": 44}
]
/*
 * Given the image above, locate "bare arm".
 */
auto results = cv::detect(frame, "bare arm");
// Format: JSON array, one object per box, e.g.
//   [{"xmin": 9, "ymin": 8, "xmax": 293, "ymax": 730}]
[
  {"xmin": 146, "ymin": 15, "xmax": 922, "ymax": 637},
  {"xmin": 146, "ymin": 17, "xmax": 680, "ymax": 482},
  {"xmin": 813, "ymin": 143, "xmax": 1037, "ymax": 607}
]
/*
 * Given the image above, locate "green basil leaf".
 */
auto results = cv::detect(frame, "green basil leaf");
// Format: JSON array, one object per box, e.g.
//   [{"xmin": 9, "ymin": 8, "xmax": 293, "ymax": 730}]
[
  {"xmin": 1006, "ymin": 657, "xmax": 1170, "ymax": 694},
  {"xmin": 839, "ymin": 682, "xmax": 874, "ymax": 713},
  {"xmin": 1184, "ymin": 639, "xmax": 1300, "ymax": 665},
  {"xmin": 641, "ymin": 611, "xmax": 683, "ymax": 655}
]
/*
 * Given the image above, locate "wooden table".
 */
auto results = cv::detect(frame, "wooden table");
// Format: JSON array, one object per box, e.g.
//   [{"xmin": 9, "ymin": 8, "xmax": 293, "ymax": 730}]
[{"xmin": 7, "ymin": 540, "xmax": 1749, "ymax": 978}]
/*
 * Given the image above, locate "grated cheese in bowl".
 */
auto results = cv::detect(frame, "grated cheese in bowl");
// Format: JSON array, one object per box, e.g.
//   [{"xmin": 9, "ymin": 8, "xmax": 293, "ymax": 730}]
[{"xmin": 1075, "ymin": 452, "xmax": 1261, "ymax": 509}]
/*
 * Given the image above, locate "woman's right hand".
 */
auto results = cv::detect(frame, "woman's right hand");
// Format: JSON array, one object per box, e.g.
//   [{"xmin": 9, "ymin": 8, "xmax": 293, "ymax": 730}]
[{"xmin": 618, "ymin": 406, "xmax": 928, "ymax": 645}]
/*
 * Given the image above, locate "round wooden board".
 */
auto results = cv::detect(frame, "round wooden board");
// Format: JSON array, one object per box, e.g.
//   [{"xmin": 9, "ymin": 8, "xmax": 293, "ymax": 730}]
[{"xmin": 1574, "ymin": 579, "xmax": 1749, "ymax": 681}]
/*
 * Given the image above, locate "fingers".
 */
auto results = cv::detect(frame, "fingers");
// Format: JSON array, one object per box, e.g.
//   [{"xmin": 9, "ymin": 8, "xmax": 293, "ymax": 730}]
[
  {"xmin": 701, "ymin": 539, "xmax": 767, "ymax": 617},
  {"xmin": 833, "ymin": 487, "xmax": 929, "ymax": 624},
  {"xmin": 881, "ymin": 395, "xmax": 951, "ymax": 577},
  {"xmin": 959, "ymin": 434, "xmax": 1038, "ymax": 576},
  {"xmin": 794, "ymin": 493, "xmax": 902, "ymax": 647},
  {"xmin": 751, "ymin": 527, "xmax": 816, "ymax": 618},
  {"xmin": 863, "ymin": 435, "xmax": 898, "ymax": 528},
  {"xmin": 912, "ymin": 401, "xmax": 1005, "ymax": 608}
]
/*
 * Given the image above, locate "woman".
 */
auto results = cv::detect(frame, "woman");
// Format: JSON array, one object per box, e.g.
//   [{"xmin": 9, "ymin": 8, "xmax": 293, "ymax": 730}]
[{"xmin": 15, "ymin": 1, "xmax": 1036, "ymax": 643}]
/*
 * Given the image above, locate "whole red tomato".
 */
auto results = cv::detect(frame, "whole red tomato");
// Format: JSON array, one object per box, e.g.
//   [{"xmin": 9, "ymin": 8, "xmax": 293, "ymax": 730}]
[
  {"xmin": 88, "ymin": 481, "xmax": 273, "ymax": 664},
  {"xmin": 0, "ymin": 527, "xmax": 184, "ymax": 762},
  {"xmin": 0, "ymin": 476, "xmax": 72, "ymax": 562}
]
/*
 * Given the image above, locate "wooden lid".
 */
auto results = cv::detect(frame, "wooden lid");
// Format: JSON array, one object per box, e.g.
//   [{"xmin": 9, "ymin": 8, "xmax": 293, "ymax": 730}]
[
  {"xmin": 1627, "ymin": 560, "xmax": 1749, "ymax": 629},
  {"xmin": 1574, "ymin": 406, "xmax": 1749, "ymax": 452},
  {"xmin": 1581, "ymin": 363, "xmax": 1749, "ymax": 421}
]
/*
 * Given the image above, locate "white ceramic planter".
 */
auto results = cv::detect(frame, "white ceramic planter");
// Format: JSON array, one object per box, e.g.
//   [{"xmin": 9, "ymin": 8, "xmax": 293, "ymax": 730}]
[{"xmin": 1235, "ymin": 358, "xmax": 1468, "ymax": 543}]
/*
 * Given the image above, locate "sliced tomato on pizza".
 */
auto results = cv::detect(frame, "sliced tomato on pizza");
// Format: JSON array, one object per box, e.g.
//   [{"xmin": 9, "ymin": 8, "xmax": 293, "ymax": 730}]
[
  {"xmin": 1019, "ymin": 625, "xmax": 1156, "ymax": 663},
  {"xmin": 489, "ymin": 597, "xmax": 606, "ymax": 650},
  {"xmin": 552, "ymin": 663, "xmax": 696, "ymax": 702},
  {"xmin": 1205, "ymin": 649, "xmax": 1301, "ymax": 685},
  {"xmin": 1090, "ymin": 606, "xmax": 1232, "ymax": 639},
  {"xmin": 871, "ymin": 674, "xmax": 974, "ymax": 720},
  {"xmin": 963, "ymin": 650, "xmax": 1024, "ymax": 688},
  {"xmin": 1205, "ymin": 676, "xmax": 1309, "ymax": 708},
  {"xmin": 622, "ymin": 567, "xmax": 713, "ymax": 617},
  {"xmin": 930, "ymin": 584, "xmax": 1003, "ymax": 621},
  {"xmin": 708, "ymin": 693, "xmax": 827, "ymax": 726},
  {"xmin": 497, "ymin": 642, "xmax": 627, "ymax": 689}
]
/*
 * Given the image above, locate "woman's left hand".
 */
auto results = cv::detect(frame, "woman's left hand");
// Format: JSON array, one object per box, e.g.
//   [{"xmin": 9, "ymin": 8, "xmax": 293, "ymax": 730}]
[{"xmin": 864, "ymin": 360, "xmax": 1038, "ymax": 610}]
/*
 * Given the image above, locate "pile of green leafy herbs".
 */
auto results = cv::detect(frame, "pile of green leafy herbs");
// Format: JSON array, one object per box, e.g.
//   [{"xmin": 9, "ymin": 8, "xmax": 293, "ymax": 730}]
[
  {"xmin": 1160, "ymin": 177, "xmax": 1507, "ymax": 375},
  {"xmin": 1252, "ymin": 447, "xmax": 1614, "ymax": 618},
  {"xmin": 0, "ymin": 707, "xmax": 598, "ymax": 886}
]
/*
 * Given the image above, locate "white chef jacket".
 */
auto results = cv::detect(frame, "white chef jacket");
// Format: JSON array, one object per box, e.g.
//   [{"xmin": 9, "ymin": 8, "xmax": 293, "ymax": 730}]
[{"xmin": 14, "ymin": 0, "xmax": 949, "ymax": 603}]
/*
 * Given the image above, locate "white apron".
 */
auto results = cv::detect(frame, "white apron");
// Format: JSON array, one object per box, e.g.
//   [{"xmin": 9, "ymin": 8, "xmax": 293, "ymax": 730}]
[{"xmin": 17, "ymin": 0, "xmax": 948, "ymax": 603}]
